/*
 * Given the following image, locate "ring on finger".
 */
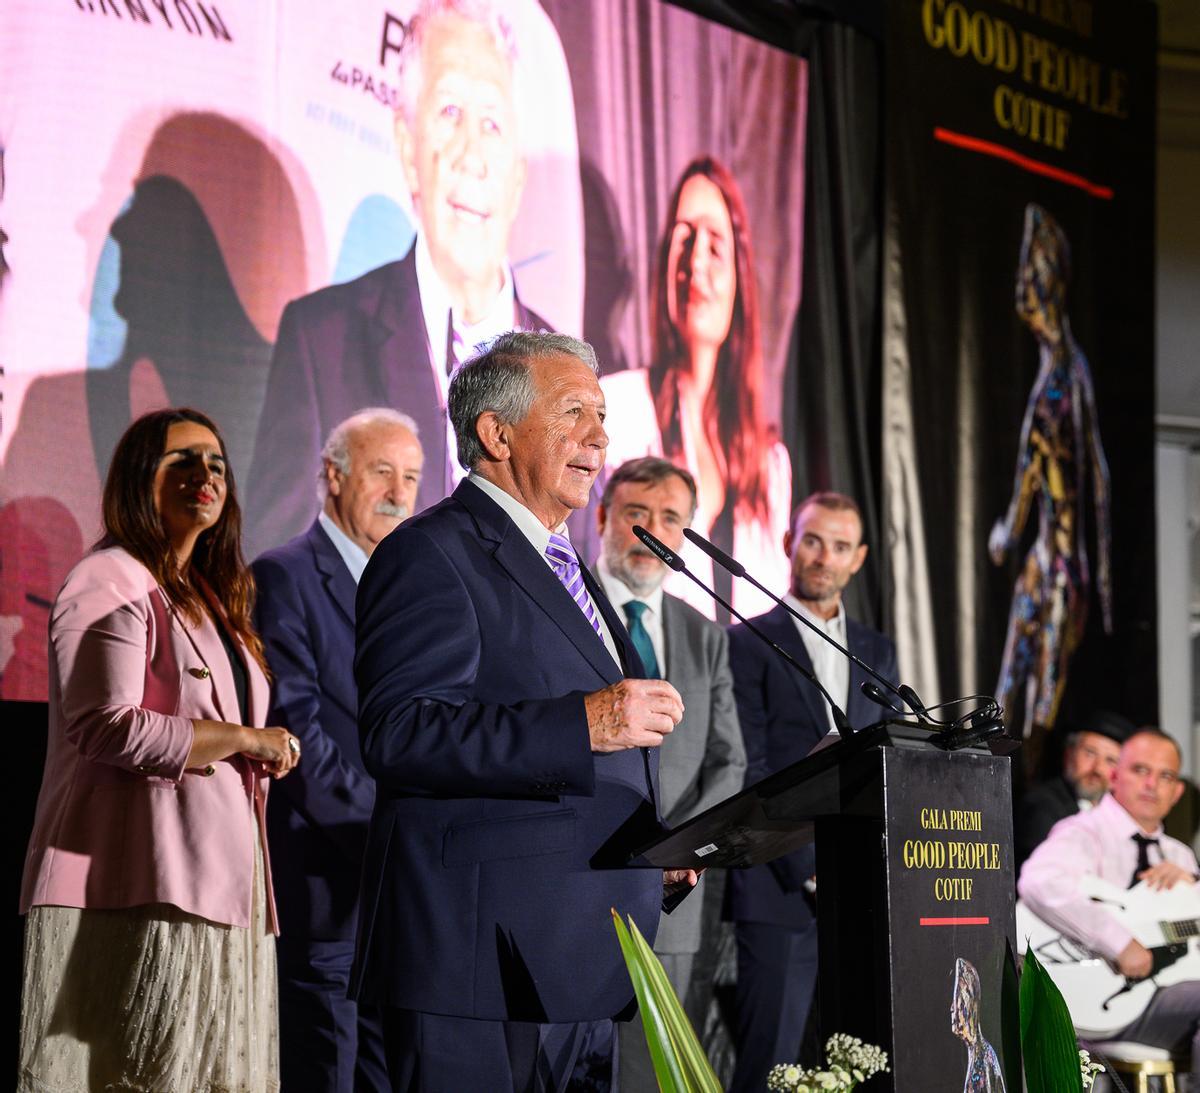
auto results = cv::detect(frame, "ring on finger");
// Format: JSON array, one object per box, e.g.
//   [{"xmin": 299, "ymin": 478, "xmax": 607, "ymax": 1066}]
[{"xmin": 287, "ymin": 736, "xmax": 300, "ymax": 755}]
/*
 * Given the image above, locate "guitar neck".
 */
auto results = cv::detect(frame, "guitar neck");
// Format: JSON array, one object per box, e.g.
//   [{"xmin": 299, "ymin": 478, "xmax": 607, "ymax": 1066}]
[{"xmin": 1161, "ymin": 917, "xmax": 1200, "ymax": 944}]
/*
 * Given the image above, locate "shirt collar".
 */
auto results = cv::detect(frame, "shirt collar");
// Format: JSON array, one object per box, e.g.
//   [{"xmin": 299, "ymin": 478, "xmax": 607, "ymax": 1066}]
[
  {"xmin": 466, "ymin": 472, "xmax": 564, "ymax": 558},
  {"xmin": 1098, "ymin": 790, "xmax": 1166, "ymax": 839},
  {"xmin": 783, "ymin": 593, "xmax": 846, "ymax": 636},
  {"xmin": 317, "ymin": 509, "xmax": 369, "ymax": 585},
  {"xmin": 596, "ymin": 555, "xmax": 665, "ymax": 619},
  {"xmin": 414, "ymin": 230, "xmax": 516, "ymax": 369}
]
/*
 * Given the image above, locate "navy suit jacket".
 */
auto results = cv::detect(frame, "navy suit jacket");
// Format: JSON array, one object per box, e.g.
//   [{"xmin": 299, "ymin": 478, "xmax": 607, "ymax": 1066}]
[
  {"xmin": 350, "ymin": 481, "xmax": 664, "ymax": 1022},
  {"xmin": 244, "ymin": 244, "xmax": 549, "ymax": 559},
  {"xmin": 727, "ymin": 602, "xmax": 898, "ymax": 929},
  {"xmin": 252, "ymin": 521, "xmax": 375, "ymax": 940}
]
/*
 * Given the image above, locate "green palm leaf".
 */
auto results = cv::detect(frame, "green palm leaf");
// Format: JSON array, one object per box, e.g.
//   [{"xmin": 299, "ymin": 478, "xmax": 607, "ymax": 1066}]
[
  {"xmin": 1020, "ymin": 947, "xmax": 1083, "ymax": 1093},
  {"xmin": 612, "ymin": 909, "xmax": 723, "ymax": 1092}
]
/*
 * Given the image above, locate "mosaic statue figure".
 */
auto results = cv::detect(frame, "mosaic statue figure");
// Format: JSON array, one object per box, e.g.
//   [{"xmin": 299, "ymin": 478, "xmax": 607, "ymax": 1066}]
[
  {"xmin": 989, "ymin": 203, "xmax": 1112, "ymax": 757},
  {"xmin": 951, "ymin": 957, "xmax": 1007, "ymax": 1093}
]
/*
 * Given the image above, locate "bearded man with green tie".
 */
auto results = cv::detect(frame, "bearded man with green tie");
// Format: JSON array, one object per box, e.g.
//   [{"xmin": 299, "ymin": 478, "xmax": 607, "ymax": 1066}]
[{"xmin": 593, "ymin": 456, "xmax": 747, "ymax": 1091}]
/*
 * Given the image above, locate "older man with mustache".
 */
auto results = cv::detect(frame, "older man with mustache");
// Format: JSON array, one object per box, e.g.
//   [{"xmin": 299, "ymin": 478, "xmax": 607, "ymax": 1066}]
[{"xmin": 252, "ymin": 407, "xmax": 424, "ymax": 1093}]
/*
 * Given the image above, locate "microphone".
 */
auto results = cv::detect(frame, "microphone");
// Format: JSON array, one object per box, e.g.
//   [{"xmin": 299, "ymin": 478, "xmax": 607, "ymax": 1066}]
[
  {"xmin": 683, "ymin": 526, "xmax": 930, "ymax": 722},
  {"xmin": 861, "ymin": 680, "xmax": 905, "ymax": 716},
  {"xmin": 632, "ymin": 526, "xmax": 854, "ymax": 736},
  {"xmin": 898, "ymin": 683, "xmax": 931, "ymax": 720},
  {"xmin": 632, "ymin": 526, "xmax": 686, "ymax": 573},
  {"xmin": 940, "ymin": 712, "xmax": 1005, "ymax": 751}
]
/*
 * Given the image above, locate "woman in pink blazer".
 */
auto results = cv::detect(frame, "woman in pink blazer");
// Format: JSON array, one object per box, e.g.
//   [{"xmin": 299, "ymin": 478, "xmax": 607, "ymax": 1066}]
[{"xmin": 19, "ymin": 407, "xmax": 300, "ymax": 1092}]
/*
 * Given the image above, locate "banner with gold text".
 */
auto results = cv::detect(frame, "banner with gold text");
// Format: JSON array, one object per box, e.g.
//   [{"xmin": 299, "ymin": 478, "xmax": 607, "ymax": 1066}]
[{"xmin": 882, "ymin": 0, "xmax": 1158, "ymax": 772}]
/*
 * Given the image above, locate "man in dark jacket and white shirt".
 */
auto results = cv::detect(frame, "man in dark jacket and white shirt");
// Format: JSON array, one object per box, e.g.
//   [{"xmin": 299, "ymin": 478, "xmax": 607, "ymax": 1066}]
[{"xmin": 727, "ymin": 491, "xmax": 898, "ymax": 1093}]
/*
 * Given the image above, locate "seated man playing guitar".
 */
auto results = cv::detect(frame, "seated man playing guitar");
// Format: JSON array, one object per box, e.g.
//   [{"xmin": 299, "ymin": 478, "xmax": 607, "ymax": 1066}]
[{"xmin": 1018, "ymin": 729, "xmax": 1199, "ymax": 1082}]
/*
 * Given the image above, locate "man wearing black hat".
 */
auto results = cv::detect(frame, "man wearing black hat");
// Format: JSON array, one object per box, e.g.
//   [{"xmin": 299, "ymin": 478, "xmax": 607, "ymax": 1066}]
[{"xmin": 1015, "ymin": 709, "xmax": 1135, "ymax": 867}]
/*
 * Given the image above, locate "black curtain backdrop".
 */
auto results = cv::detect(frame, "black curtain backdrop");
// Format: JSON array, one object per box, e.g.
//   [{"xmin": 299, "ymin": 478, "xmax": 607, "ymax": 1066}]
[{"xmin": 785, "ymin": 20, "xmax": 884, "ymax": 630}]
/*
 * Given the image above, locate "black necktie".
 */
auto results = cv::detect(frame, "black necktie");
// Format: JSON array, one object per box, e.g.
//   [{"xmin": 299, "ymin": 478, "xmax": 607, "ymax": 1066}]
[{"xmin": 1129, "ymin": 833, "xmax": 1160, "ymax": 888}]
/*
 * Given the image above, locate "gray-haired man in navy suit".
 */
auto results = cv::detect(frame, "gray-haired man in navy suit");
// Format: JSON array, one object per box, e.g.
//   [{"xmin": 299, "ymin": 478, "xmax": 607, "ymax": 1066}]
[
  {"xmin": 351, "ymin": 333, "xmax": 698, "ymax": 1091},
  {"xmin": 253, "ymin": 407, "xmax": 423, "ymax": 1093}
]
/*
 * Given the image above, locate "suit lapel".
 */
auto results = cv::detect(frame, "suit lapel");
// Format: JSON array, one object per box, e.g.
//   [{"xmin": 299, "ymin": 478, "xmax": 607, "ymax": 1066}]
[
  {"xmin": 458, "ymin": 483, "xmax": 623, "ymax": 686},
  {"xmin": 661, "ymin": 594, "xmax": 686, "ymax": 683},
  {"xmin": 309, "ymin": 520, "xmax": 356, "ymax": 628},
  {"xmin": 845, "ymin": 620, "xmax": 883, "ymax": 730},
  {"xmin": 581, "ymin": 564, "xmax": 642, "ymax": 679},
  {"xmin": 246, "ymin": 655, "xmax": 269, "ymax": 728},
  {"xmin": 760, "ymin": 604, "xmax": 830, "ymax": 731},
  {"xmin": 198, "ymin": 580, "xmax": 272, "ymax": 728},
  {"xmin": 365, "ymin": 250, "xmax": 448, "ymax": 508},
  {"xmin": 162, "ymin": 588, "xmax": 233, "ymax": 723}
]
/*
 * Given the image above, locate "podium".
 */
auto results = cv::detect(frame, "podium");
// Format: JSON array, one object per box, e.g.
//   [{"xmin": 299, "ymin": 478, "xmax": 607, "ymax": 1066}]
[{"xmin": 636, "ymin": 720, "xmax": 1021, "ymax": 1091}]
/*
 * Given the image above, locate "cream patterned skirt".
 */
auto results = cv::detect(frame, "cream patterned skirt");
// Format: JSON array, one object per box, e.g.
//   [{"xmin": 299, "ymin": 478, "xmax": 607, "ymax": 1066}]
[{"xmin": 19, "ymin": 829, "xmax": 279, "ymax": 1092}]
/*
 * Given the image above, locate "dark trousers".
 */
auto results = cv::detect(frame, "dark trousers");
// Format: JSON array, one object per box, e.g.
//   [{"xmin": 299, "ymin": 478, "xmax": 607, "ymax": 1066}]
[
  {"xmin": 730, "ymin": 920, "xmax": 819, "ymax": 1093},
  {"xmin": 277, "ymin": 936, "xmax": 390, "ymax": 1093},
  {"xmin": 382, "ymin": 1007, "xmax": 617, "ymax": 1093}
]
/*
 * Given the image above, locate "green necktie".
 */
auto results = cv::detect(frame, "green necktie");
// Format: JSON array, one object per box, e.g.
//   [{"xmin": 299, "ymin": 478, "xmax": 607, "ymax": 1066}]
[{"xmin": 623, "ymin": 600, "xmax": 660, "ymax": 679}]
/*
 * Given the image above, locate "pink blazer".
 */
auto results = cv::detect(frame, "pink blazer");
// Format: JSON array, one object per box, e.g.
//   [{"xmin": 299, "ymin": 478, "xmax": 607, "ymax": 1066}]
[{"xmin": 20, "ymin": 546, "xmax": 278, "ymax": 932}]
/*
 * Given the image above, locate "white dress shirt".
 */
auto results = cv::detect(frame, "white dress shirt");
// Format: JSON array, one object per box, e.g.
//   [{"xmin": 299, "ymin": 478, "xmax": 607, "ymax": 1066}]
[
  {"xmin": 784, "ymin": 594, "xmax": 848, "ymax": 737},
  {"xmin": 317, "ymin": 509, "xmax": 369, "ymax": 585},
  {"xmin": 416, "ymin": 234, "xmax": 518, "ymax": 496},
  {"xmin": 1018, "ymin": 792, "xmax": 1200, "ymax": 961},
  {"xmin": 466, "ymin": 474, "xmax": 620, "ymax": 669},
  {"xmin": 596, "ymin": 558, "xmax": 666, "ymax": 675}
]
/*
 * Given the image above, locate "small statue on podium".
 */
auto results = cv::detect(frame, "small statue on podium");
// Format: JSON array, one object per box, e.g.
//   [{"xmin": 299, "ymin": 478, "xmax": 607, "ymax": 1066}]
[{"xmin": 951, "ymin": 957, "xmax": 1007, "ymax": 1093}]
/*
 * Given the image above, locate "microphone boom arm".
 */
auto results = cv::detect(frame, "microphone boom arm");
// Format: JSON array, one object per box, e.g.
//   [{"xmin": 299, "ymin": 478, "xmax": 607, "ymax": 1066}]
[{"xmin": 632, "ymin": 525, "xmax": 854, "ymax": 736}]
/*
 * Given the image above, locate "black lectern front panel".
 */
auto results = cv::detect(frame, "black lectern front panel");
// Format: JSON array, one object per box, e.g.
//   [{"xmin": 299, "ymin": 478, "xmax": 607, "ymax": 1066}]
[{"xmin": 882, "ymin": 745, "xmax": 1019, "ymax": 1091}]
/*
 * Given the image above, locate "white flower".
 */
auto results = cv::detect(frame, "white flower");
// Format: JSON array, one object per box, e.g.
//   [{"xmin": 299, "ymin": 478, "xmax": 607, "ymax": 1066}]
[{"xmin": 770, "ymin": 1032, "xmax": 889, "ymax": 1092}]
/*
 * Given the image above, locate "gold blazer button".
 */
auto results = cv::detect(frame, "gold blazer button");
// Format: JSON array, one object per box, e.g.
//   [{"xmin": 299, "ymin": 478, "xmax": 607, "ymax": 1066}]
[
  {"xmin": 188, "ymin": 667, "xmax": 211, "ymax": 680},
  {"xmin": 203, "ymin": 765, "xmax": 216, "ymax": 777}
]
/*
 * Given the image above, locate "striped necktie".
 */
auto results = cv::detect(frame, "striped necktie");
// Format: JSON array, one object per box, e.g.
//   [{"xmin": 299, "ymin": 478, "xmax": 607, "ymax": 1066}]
[{"xmin": 545, "ymin": 533, "xmax": 603, "ymax": 638}]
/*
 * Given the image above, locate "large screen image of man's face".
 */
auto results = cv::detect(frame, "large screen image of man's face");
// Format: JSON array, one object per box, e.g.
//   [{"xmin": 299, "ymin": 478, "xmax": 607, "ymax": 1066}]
[{"xmin": 0, "ymin": 0, "xmax": 808, "ymax": 698}]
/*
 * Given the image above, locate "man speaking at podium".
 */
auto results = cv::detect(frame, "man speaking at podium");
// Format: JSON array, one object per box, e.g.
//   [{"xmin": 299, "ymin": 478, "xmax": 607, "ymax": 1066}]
[
  {"xmin": 351, "ymin": 332, "xmax": 692, "ymax": 1090},
  {"xmin": 727, "ymin": 491, "xmax": 897, "ymax": 1093},
  {"xmin": 1019, "ymin": 729, "xmax": 1199, "ymax": 1082}
]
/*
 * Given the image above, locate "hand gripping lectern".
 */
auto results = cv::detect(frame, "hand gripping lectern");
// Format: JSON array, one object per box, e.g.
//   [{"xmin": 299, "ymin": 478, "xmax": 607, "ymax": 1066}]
[{"xmin": 635, "ymin": 720, "xmax": 1022, "ymax": 1092}]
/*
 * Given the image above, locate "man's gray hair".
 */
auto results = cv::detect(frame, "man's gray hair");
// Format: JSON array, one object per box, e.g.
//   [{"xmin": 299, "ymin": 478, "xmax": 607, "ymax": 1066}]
[
  {"xmin": 318, "ymin": 407, "xmax": 420, "ymax": 500},
  {"xmin": 448, "ymin": 331, "xmax": 598, "ymax": 471},
  {"xmin": 397, "ymin": 0, "xmax": 519, "ymax": 125}
]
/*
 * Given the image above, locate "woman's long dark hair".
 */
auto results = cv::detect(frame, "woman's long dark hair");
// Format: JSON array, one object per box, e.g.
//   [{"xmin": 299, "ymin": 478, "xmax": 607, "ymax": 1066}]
[
  {"xmin": 648, "ymin": 155, "xmax": 770, "ymax": 523},
  {"xmin": 98, "ymin": 407, "xmax": 266, "ymax": 671}
]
